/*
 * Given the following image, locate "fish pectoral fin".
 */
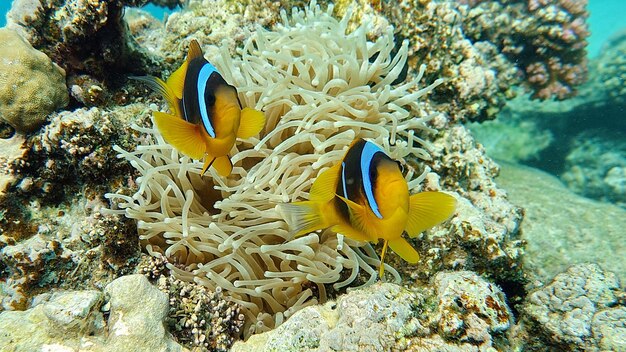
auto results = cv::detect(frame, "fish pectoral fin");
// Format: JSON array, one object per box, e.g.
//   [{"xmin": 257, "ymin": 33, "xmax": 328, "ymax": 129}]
[
  {"xmin": 130, "ymin": 76, "xmax": 181, "ymax": 118},
  {"xmin": 237, "ymin": 108, "xmax": 266, "ymax": 139},
  {"xmin": 309, "ymin": 164, "xmax": 341, "ymax": 202},
  {"xmin": 388, "ymin": 237, "xmax": 419, "ymax": 263},
  {"xmin": 212, "ymin": 155, "xmax": 233, "ymax": 176},
  {"xmin": 330, "ymin": 223, "xmax": 371, "ymax": 242},
  {"xmin": 166, "ymin": 61, "xmax": 188, "ymax": 100},
  {"xmin": 153, "ymin": 111, "xmax": 206, "ymax": 160},
  {"xmin": 406, "ymin": 192, "xmax": 457, "ymax": 238},
  {"xmin": 278, "ymin": 201, "xmax": 329, "ymax": 238},
  {"xmin": 336, "ymin": 195, "xmax": 375, "ymax": 237}
]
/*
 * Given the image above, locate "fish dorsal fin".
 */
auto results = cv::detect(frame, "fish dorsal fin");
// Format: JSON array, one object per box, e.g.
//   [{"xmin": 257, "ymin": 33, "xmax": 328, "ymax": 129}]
[
  {"xmin": 130, "ymin": 76, "xmax": 182, "ymax": 118},
  {"xmin": 152, "ymin": 111, "xmax": 206, "ymax": 160},
  {"xmin": 388, "ymin": 237, "xmax": 419, "ymax": 263},
  {"xmin": 187, "ymin": 39, "xmax": 204, "ymax": 62},
  {"xmin": 310, "ymin": 164, "xmax": 341, "ymax": 202},
  {"xmin": 237, "ymin": 108, "xmax": 266, "ymax": 139},
  {"xmin": 406, "ymin": 192, "xmax": 456, "ymax": 237},
  {"xmin": 166, "ymin": 61, "xmax": 188, "ymax": 100}
]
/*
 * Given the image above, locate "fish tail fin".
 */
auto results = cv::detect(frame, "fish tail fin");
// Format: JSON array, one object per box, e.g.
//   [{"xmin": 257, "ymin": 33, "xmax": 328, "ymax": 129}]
[
  {"xmin": 237, "ymin": 107, "xmax": 266, "ymax": 139},
  {"xmin": 153, "ymin": 111, "xmax": 206, "ymax": 160},
  {"xmin": 279, "ymin": 200, "xmax": 332, "ymax": 238},
  {"xmin": 406, "ymin": 192, "xmax": 456, "ymax": 238},
  {"xmin": 130, "ymin": 76, "xmax": 182, "ymax": 117}
]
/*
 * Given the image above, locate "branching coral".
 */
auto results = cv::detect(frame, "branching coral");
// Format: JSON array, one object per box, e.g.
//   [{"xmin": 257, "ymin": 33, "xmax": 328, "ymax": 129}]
[
  {"xmin": 461, "ymin": 0, "xmax": 589, "ymax": 100},
  {"xmin": 107, "ymin": 3, "xmax": 445, "ymax": 336}
]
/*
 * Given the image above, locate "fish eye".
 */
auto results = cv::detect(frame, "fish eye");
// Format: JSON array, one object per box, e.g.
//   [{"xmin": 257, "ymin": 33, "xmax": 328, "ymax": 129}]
[{"xmin": 205, "ymin": 92, "xmax": 216, "ymax": 107}]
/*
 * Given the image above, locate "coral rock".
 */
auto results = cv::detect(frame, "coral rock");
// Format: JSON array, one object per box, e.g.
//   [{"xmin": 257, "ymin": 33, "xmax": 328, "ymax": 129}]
[
  {"xmin": 522, "ymin": 263, "xmax": 624, "ymax": 351},
  {"xmin": 0, "ymin": 28, "xmax": 69, "ymax": 133},
  {"xmin": 0, "ymin": 274, "xmax": 185, "ymax": 351},
  {"xmin": 232, "ymin": 282, "xmax": 418, "ymax": 352}
]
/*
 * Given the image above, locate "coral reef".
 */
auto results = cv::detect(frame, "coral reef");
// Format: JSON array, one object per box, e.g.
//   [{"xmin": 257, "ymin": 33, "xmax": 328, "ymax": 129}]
[
  {"xmin": 418, "ymin": 126, "xmax": 525, "ymax": 293},
  {"xmin": 5, "ymin": 0, "xmax": 163, "ymax": 106},
  {"xmin": 0, "ymin": 105, "xmax": 145, "ymax": 311},
  {"xmin": 521, "ymin": 263, "xmax": 626, "ymax": 351},
  {"xmin": 158, "ymin": 274, "xmax": 246, "ymax": 351},
  {"xmin": 561, "ymin": 131, "xmax": 626, "ymax": 208},
  {"xmin": 10, "ymin": 105, "xmax": 140, "ymax": 202},
  {"xmin": 429, "ymin": 271, "xmax": 511, "ymax": 345},
  {"xmin": 589, "ymin": 29, "xmax": 626, "ymax": 104},
  {"xmin": 0, "ymin": 274, "xmax": 186, "ymax": 351},
  {"xmin": 461, "ymin": 0, "xmax": 589, "ymax": 100},
  {"xmin": 0, "ymin": 28, "xmax": 69, "ymax": 133},
  {"xmin": 0, "ymin": 199, "xmax": 140, "ymax": 311},
  {"xmin": 383, "ymin": 0, "xmax": 519, "ymax": 122},
  {"xmin": 0, "ymin": 135, "xmax": 27, "ymax": 197},
  {"xmin": 233, "ymin": 274, "xmax": 513, "ymax": 351}
]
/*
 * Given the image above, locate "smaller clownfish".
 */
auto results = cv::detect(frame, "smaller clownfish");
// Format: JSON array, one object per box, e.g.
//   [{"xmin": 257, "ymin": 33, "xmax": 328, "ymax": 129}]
[
  {"xmin": 280, "ymin": 138, "xmax": 456, "ymax": 278},
  {"xmin": 131, "ymin": 40, "xmax": 265, "ymax": 176}
]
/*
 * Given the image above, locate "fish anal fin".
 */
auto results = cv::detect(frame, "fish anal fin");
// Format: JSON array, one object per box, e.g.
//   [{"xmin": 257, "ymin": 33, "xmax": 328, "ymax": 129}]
[
  {"xmin": 153, "ymin": 111, "xmax": 206, "ymax": 160},
  {"xmin": 388, "ymin": 237, "xmax": 419, "ymax": 263},
  {"xmin": 406, "ymin": 192, "xmax": 456, "ymax": 238},
  {"xmin": 212, "ymin": 155, "xmax": 233, "ymax": 176},
  {"xmin": 237, "ymin": 108, "xmax": 266, "ymax": 139},
  {"xmin": 187, "ymin": 39, "xmax": 204, "ymax": 61},
  {"xmin": 309, "ymin": 164, "xmax": 341, "ymax": 202},
  {"xmin": 166, "ymin": 61, "xmax": 188, "ymax": 100}
]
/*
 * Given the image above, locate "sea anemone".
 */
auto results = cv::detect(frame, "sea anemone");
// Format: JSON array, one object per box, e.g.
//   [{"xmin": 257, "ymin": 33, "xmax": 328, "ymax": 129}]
[{"xmin": 106, "ymin": 2, "xmax": 441, "ymax": 336}]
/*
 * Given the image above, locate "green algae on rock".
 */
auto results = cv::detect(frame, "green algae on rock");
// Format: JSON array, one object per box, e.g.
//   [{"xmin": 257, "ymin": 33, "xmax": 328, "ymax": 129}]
[{"xmin": 0, "ymin": 28, "xmax": 69, "ymax": 133}]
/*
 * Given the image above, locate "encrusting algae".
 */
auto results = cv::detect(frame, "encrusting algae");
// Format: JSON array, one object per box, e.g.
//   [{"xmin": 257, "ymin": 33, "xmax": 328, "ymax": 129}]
[{"xmin": 106, "ymin": 2, "xmax": 452, "ymax": 337}]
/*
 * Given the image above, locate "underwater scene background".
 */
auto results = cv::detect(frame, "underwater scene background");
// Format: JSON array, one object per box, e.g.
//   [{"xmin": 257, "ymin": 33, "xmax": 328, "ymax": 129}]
[{"xmin": 0, "ymin": 0, "xmax": 624, "ymax": 351}]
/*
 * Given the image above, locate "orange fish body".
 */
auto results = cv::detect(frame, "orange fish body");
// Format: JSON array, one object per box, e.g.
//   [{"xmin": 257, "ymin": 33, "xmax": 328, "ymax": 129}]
[
  {"xmin": 132, "ymin": 40, "xmax": 265, "ymax": 176},
  {"xmin": 281, "ymin": 138, "xmax": 456, "ymax": 277}
]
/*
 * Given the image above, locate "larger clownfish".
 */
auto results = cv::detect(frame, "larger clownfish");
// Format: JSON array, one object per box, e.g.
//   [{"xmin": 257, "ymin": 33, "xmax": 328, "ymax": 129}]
[
  {"xmin": 131, "ymin": 40, "xmax": 265, "ymax": 176},
  {"xmin": 280, "ymin": 138, "xmax": 456, "ymax": 278}
]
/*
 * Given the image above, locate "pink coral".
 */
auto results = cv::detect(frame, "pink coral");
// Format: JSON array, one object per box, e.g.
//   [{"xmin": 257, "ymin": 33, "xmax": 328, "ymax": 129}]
[{"xmin": 461, "ymin": 0, "xmax": 590, "ymax": 100}]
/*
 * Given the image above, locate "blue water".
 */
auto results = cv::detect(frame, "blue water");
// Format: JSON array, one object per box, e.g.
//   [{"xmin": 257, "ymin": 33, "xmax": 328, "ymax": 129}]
[{"xmin": 1, "ymin": 1, "xmax": 624, "ymax": 57}]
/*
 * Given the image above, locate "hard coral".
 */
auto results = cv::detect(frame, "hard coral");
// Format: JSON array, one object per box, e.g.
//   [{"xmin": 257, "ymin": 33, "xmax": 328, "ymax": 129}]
[
  {"xmin": 0, "ymin": 28, "xmax": 69, "ymax": 133},
  {"xmin": 158, "ymin": 275, "xmax": 245, "ymax": 351},
  {"xmin": 11, "ymin": 106, "xmax": 138, "ymax": 202},
  {"xmin": 521, "ymin": 264, "xmax": 626, "ymax": 351},
  {"xmin": 462, "ymin": 0, "xmax": 589, "ymax": 100},
  {"xmin": 383, "ymin": 0, "xmax": 519, "ymax": 122},
  {"xmin": 6, "ymin": 0, "xmax": 162, "ymax": 106},
  {"xmin": 107, "ymin": 2, "xmax": 445, "ymax": 336}
]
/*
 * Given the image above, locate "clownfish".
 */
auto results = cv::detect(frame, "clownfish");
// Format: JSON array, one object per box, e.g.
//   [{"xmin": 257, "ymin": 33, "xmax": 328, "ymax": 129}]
[
  {"xmin": 131, "ymin": 40, "xmax": 265, "ymax": 176},
  {"xmin": 280, "ymin": 139, "xmax": 456, "ymax": 278}
]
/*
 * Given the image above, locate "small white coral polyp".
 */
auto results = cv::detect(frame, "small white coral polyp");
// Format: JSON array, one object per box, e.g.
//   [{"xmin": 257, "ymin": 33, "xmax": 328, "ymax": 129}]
[{"xmin": 107, "ymin": 2, "xmax": 441, "ymax": 337}]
